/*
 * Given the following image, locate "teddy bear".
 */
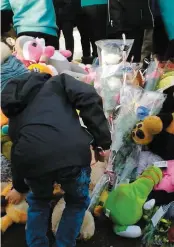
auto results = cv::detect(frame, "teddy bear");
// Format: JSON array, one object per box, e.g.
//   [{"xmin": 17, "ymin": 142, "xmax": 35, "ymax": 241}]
[
  {"xmin": 51, "ymin": 198, "xmax": 95, "ymax": 240},
  {"xmin": 1, "ymin": 183, "xmax": 28, "ymax": 233},
  {"xmin": 0, "ymin": 155, "xmax": 106, "ymax": 238},
  {"xmin": 0, "ymin": 157, "xmax": 105, "ymax": 239},
  {"xmin": 1, "ymin": 108, "xmax": 8, "ymax": 127},
  {"xmin": 1, "ymin": 182, "xmax": 95, "ymax": 240}
]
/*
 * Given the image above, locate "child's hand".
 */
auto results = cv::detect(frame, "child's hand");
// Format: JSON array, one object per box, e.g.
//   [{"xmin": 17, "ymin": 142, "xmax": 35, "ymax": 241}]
[
  {"xmin": 95, "ymin": 148, "xmax": 110, "ymax": 163},
  {"xmin": 5, "ymin": 189, "xmax": 25, "ymax": 205}
]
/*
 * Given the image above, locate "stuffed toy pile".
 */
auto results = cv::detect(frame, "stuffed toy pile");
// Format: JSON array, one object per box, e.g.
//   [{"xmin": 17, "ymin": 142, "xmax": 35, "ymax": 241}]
[{"xmin": 88, "ymin": 42, "xmax": 174, "ymax": 246}]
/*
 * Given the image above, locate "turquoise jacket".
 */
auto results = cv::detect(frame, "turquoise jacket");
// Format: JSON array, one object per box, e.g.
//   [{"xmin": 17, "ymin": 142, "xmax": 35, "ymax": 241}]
[
  {"xmin": 1, "ymin": 0, "xmax": 58, "ymax": 37},
  {"xmin": 81, "ymin": 0, "xmax": 107, "ymax": 7},
  {"xmin": 159, "ymin": 0, "xmax": 174, "ymax": 40}
]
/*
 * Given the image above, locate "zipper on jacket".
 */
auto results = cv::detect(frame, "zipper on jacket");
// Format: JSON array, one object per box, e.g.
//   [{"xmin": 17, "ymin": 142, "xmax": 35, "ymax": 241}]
[
  {"xmin": 140, "ymin": 9, "xmax": 143, "ymax": 20},
  {"xmin": 148, "ymin": 0, "xmax": 154, "ymax": 27},
  {"xmin": 108, "ymin": 0, "xmax": 112, "ymax": 26}
]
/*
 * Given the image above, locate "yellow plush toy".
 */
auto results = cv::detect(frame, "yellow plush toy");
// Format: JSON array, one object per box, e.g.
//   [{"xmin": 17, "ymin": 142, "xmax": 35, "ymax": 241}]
[
  {"xmin": 132, "ymin": 116, "xmax": 163, "ymax": 145},
  {"xmin": 0, "ymin": 183, "xmax": 64, "ymax": 233},
  {"xmin": 1, "ymin": 183, "xmax": 28, "ymax": 233},
  {"xmin": 1, "ymin": 130, "xmax": 12, "ymax": 161},
  {"xmin": 1, "ymin": 108, "xmax": 8, "ymax": 127},
  {"xmin": 28, "ymin": 63, "xmax": 54, "ymax": 76}
]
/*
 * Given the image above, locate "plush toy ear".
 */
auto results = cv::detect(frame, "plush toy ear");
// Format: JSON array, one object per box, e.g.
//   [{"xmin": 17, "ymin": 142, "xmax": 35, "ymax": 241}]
[
  {"xmin": 143, "ymin": 116, "xmax": 163, "ymax": 135},
  {"xmin": 15, "ymin": 36, "xmax": 34, "ymax": 58},
  {"xmin": 6, "ymin": 37, "xmax": 15, "ymax": 47},
  {"xmin": 158, "ymin": 113, "xmax": 173, "ymax": 129},
  {"xmin": 0, "ymin": 41, "xmax": 12, "ymax": 64},
  {"xmin": 59, "ymin": 50, "xmax": 72, "ymax": 58}
]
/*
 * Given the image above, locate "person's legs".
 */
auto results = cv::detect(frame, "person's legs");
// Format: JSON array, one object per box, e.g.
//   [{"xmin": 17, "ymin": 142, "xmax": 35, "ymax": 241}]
[
  {"xmin": 61, "ymin": 21, "xmax": 74, "ymax": 61},
  {"xmin": 108, "ymin": 29, "xmax": 144, "ymax": 63},
  {"xmin": 127, "ymin": 29, "xmax": 144, "ymax": 62},
  {"xmin": 18, "ymin": 32, "xmax": 59, "ymax": 49},
  {"xmin": 153, "ymin": 16, "xmax": 169, "ymax": 60},
  {"xmin": 25, "ymin": 174, "xmax": 55, "ymax": 247},
  {"xmin": 141, "ymin": 29, "xmax": 153, "ymax": 62},
  {"xmin": 55, "ymin": 166, "xmax": 91, "ymax": 247},
  {"xmin": 76, "ymin": 9, "xmax": 91, "ymax": 60},
  {"xmin": 85, "ymin": 4, "xmax": 107, "ymax": 58},
  {"xmin": 165, "ymin": 39, "xmax": 174, "ymax": 60}
]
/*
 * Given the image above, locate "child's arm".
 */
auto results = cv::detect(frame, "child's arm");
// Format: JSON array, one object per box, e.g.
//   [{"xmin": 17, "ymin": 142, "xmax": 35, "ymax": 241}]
[
  {"xmin": 55, "ymin": 74, "xmax": 112, "ymax": 150},
  {"xmin": 5, "ymin": 166, "xmax": 29, "ymax": 204},
  {"xmin": 11, "ymin": 165, "xmax": 29, "ymax": 194}
]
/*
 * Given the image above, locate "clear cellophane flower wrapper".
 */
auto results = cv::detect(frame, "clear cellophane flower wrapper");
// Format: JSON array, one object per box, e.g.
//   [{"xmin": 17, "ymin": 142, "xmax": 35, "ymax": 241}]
[
  {"xmin": 111, "ymin": 84, "xmax": 166, "ymax": 187},
  {"xmin": 94, "ymin": 62, "xmax": 142, "ymax": 119},
  {"xmin": 88, "ymin": 173, "xmax": 110, "ymax": 212},
  {"xmin": 95, "ymin": 39, "xmax": 134, "ymax": 66},
  {"xmin": 97, "ymin": 65, "xmax": 123, "ymax": 117},
  {"xmin": 144, "ymin": 60, "xmax": 162, "ymax": 91},
  {"xmin": 142, "ymin": 201, "xmax": 174, "ymax": 246}
]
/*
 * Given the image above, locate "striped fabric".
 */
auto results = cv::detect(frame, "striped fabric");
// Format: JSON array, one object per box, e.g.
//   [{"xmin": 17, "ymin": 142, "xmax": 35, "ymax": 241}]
[{"xmin": 1, "ymin": 55, "xmax": 30, "ymax": 92}]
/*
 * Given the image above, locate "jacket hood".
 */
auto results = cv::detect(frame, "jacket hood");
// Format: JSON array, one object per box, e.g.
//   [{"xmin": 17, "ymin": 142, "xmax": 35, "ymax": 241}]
[{"xmin": 1, "ymin": 72, "xmax": 51, "ymax": 118}]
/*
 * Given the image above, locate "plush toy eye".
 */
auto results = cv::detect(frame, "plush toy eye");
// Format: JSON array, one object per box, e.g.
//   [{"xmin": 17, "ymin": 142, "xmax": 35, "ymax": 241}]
[
  {"xmin": 32, "ymin": 42, "xmax": 37, "ymax": 47},
  {"xmin": 136, "ymin": 129, "xmax": 145, "ymax": 139},
  {"xmin": 32, "ymin": 68, "xmax": 40, "ymax": 72},
  {"xmin": 137, "ymin": 123, "xmax": 142, "ymax": 128}
]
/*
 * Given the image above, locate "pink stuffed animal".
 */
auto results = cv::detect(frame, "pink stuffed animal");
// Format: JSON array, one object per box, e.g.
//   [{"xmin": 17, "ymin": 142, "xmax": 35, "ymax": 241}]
[
  {"xmin": 59, "ymin": 50, "xmax": 72, "ymax": 59},
  {"xmin": 17, "ymin": 37, "xmax": 55, "ymax": 64},
  {"xmin": 154, "ymin": 160, "xmax": 174, "ymax": 193}
]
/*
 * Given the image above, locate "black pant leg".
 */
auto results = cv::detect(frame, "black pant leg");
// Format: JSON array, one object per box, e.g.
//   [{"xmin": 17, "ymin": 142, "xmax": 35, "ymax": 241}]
[
  {"xmin": 84, "ymin": 4, "xmax": 107, "ymax": 57},
  {"xmin": 108, "ymin": 29, "xmax": 144, "ymax": 63},
  {"xmin": 61, "ymin": 21, "xmax": 74, "ymax": 61},
  {"xmin": 76, "ymin": 10, "xmax": 91, "ymax": 57},
  {"xmin": 153, "ymin": 16, "xmax": 169, "ymax": 60}
]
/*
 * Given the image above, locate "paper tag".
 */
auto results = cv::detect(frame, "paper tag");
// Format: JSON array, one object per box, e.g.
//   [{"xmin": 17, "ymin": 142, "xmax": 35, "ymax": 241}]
[
  {"xmin": 154, "ymin": 161, "xmax": 168, "ymax": 168},
  {"xmin": 151, "ymin": 206, "xmax": 165, "ymax": 227},
  {"xmin": 105, "ymin": 209, "xmax": 110, "ymax": 218}
]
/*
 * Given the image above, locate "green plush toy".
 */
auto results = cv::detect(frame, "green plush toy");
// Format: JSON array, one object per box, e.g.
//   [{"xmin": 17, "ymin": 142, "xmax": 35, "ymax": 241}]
[
  {"xmin": 156, "ymin": 71, "xmax": 174, "ymax": 91},
  {"xmin": 103, "ymin": 166, "xmax": 163, "ymax": 238},
  {"xmin": 1, "ymin": 129, "xmax": 12, "ymax": 161}
]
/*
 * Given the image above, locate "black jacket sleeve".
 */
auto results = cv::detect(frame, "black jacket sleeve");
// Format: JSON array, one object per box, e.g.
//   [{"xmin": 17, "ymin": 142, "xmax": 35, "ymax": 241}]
[
  {"xmin": 11, "ymin": 165, "xmax": 29, "ymax": 193},
  {"xmin": 59, "ymin": 74, "xmax": 112, "ymax": 150}
]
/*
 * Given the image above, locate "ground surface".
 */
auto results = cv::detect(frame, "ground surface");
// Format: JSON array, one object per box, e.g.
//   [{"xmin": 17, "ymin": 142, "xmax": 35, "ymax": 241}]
[
  {"xmin": 2, "ymin": 217, "xmax": 142, "ymax": 247},
  {"xmin": 60, "ymin": 28, "xmax": 83, "ymax": 60}
]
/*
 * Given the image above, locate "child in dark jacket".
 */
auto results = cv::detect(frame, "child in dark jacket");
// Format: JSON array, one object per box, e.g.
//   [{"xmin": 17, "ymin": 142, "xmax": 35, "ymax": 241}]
[{"xmin": 1, "ymin": 53, "xmax": 111, "ymax": 247}]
